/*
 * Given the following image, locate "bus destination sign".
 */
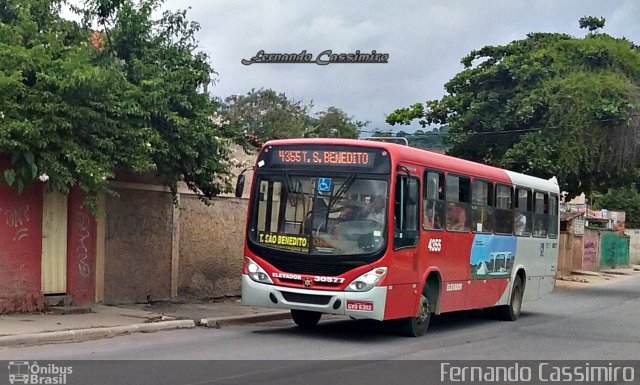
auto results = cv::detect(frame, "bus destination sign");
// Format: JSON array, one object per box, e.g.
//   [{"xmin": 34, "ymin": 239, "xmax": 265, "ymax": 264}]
[{"xmin": 273, "ymin": 149, "xmax": 375, "ymax": 167}]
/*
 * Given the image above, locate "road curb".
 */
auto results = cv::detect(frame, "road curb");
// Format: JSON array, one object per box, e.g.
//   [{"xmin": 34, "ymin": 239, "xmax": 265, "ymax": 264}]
[
  {"xmin": 200, "ymin": 311, "xmax": 291, "ymax": 328},
  {"xmin": 0, "ymin": 320, "xmax": 195, "ymax": 347}
]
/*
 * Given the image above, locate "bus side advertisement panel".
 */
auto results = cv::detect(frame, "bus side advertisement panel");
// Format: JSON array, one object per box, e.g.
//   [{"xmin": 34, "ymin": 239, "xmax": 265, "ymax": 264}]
[{"xmin": 466, "ymin": 234, "xmax": 516, "ymax": 308}]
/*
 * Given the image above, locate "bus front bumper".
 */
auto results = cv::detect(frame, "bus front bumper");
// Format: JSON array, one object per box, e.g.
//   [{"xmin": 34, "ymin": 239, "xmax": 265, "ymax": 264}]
[{"xmin": 241, "ymin": 275, "xmax": 387, "ymax": 321}]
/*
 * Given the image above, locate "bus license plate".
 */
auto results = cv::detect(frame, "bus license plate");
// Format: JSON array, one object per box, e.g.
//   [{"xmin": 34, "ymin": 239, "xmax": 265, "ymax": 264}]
[{"xmin": 346, "ymin": 300, "xmax": 374, "ymax": 312}]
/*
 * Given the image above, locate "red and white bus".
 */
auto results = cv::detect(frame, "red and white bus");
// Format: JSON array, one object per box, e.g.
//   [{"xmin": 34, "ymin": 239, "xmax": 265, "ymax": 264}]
[{"xmin": 240, "ymin": 138, "xmax": 559, "ymax": 336}]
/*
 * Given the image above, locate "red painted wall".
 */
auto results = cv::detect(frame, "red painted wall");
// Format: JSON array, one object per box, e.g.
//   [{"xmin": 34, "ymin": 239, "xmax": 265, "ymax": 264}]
[
  {"xmin": 0, "ymin": 156, "xmax": 45, "ymax": 313},
  {"xmin": 66, "ymin": 186, "xmax": 96, "ymax": 305}
]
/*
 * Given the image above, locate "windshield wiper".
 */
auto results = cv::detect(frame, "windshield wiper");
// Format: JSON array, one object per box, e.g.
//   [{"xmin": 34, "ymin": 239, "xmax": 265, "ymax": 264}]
[
  {"xmin": 282, "ymin": 170, "xmax": 299, "ymax": 207},
  {"xmin": 329, "ymin": 174, "xmax": 357, "ymax": 209}
]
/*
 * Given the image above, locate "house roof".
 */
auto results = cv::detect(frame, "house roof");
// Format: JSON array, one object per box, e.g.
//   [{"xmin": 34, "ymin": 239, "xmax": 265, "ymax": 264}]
[
  {"xmin": 90, "ymin": 31, "xmax": 105, "ymax": 51},
  {"xmin": 561, "ymin": 211, "xmax": 584, "ymax": 222}
]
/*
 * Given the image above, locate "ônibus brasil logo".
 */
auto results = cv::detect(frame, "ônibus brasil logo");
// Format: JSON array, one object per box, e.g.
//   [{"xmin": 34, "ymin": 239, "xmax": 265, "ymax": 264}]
[{"xmin": 7, "ymin": 361, "xmax": 73, "ymax": 384}]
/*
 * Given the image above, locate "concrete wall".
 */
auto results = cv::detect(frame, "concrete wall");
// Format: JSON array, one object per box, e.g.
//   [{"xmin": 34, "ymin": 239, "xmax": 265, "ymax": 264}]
[
  {"xmin": 66, "ymin": 186, "xmax": 97, "ymax": 305},
  {"xmin": 100, "ymin": 145, "xmax": 255, "ymax": 304},
  {"xmin": 625, "ymin": 229, "xmax": 640, "ymax": 265},
  {"xmin": 104, "ymin": 188, "xmax": 173, "ymax": 304},
  {"xmin": 557, "ymin": 233, "xmax": 572, "ymax": 275},
  {"xmin": 0, "ymin": 178, "xmax": 44, "ymax": 313},
  {"xmin": 102, "ymin": 184, "xmax": 248, "ymax": 304},
  {"xmin": 558, "ymin": 227, "xmax": 631, "ymax": 275},
  {"xmin": 1, "ymin": 154, "xmax": 98, "ymax": 313},
  {"xmin": 582, "ymin": 233, "xmax": 599, "ymax": 271},
  {"xmin": 557, "ymin": 233, "xmax": 587, "ymax": 275},
  {"xmin": 178, "ymin": 196, "xmax": 247, "ymax": 298}
]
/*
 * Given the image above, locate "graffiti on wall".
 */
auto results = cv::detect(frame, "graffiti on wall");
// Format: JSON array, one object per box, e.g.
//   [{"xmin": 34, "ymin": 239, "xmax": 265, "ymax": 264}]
[
  {"xmin": 1, "ymin": 204, "xmax": 30, "ymax": 241},
  {"xmin": 75, "ymin": 212, "xmax": 92, "ymax": 278},
  {"xmin": 583, "ymin": 236, "xmax": 598, "ymax": 271}
]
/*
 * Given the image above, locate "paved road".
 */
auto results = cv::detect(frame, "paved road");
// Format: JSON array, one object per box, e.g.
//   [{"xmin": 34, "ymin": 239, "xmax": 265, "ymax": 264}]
[
  {"xmin": 1, "ymin": 277, "xmax": 639, "ymax": 384},
  {"xmin": 2, "ymin": 277, "xmax": 640, "ymax": 360}
]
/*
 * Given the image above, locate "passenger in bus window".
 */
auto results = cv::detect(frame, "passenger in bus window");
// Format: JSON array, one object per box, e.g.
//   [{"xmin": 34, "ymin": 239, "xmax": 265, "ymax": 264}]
[
  {"xmin": 424, "ymin": 206, "xmax": 436, "ymax": 229},
  {"xmin": 362, "ymin": 195, "xmax": 386, "ymax": 223},
  {"xmin": 514, "ymin": 211, "xmax": 526, "ymax": 235},
  {"xmin": 447, "ymin": 203, "xmax": 467, "ymax": 231},
  {"xmin": 534, "ymin": 220, "xmax": 547, "ymax": 237},
  {"xmin": 339, "ymin": 200, "xmax": 364, "ymax": 222},
  {"xmin": 424, "ymin": 201, "xmax": 442, "ymax": 229}
]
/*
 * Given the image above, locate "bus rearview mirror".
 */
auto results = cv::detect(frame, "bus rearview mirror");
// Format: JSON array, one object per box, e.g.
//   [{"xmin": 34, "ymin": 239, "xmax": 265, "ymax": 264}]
[{"xmin": 235, "ymin": 174, "xmax": 246, "ymax": 198}]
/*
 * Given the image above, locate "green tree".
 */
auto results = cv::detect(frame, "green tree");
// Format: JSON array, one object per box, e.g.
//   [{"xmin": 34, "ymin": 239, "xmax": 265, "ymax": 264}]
[
  {"xmin": 221, "ymin": 88, "xmax": 313, "ymax": 143},
  {"xmin": 406, "ymin": 129, "xmax": 447, "ymax": 150},
  {"xmin": 0, "ymin": 0, "xmax": 238, "ymax": 208},
  {"xmin": 370, "ymin": 130, "xmax": 392, "ymax": 137},
  {"xmin": 593, "ymin": 186, "xmax": 640, "ymax": 228},
  {"xmin": 579, "ymin": 16, "xmax": 606, "ymax": 32},
  {"xmin": 306, "ymin": 106, "xmax": 366, "ymax": 138},
  {"xmin": 387, "ymin": 18, "xmax": 640, "ymax": 197}
]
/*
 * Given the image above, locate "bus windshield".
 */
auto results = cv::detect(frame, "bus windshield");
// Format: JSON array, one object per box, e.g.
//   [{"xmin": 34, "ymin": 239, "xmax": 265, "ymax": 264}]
[{"xmin": 249, "ymin": 173, "xmax": 388, "ymax": 256}]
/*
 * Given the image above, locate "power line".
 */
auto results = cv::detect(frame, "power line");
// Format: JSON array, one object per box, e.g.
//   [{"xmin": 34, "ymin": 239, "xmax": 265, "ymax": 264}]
[{"xmin": 364, "ymin": 113, "xmax": 640, "ymax": 137}]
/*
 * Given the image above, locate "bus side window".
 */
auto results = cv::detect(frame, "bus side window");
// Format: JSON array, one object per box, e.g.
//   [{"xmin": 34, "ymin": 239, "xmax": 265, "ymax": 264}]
[
  {"xmin": 548, "ymin": 194, "xmax": 559, "ymax": 238},
  {"xmin": 423, "ymin": 170, "xmax": 445, "ymax": 230},
  {"xmin": 446, "ymin": 174, "xmax": 471, "ymax": 232},
  {"xmin": 394, "ymin": 175, "xmax": 420, "ymax": 249},
  {"xmin": 494, "ymin": 184, "xmax": 513, "ymax": 234},
  {"xmin": 516, "ymin": 187, "xmax": 533, "ymax": 236},
  {"xmin": 533, "ymin": 191, "xmax": 548, "ymax": 237},
  {"xmin": 472, "ymin": 179, "xmax": 493, "ymax": 233}
]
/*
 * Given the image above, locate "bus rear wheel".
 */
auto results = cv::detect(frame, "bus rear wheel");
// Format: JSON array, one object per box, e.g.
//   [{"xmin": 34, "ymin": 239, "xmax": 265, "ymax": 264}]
[
  {"xmin": 397, "ymin": 294, "xmax": 430, "ymax": 337},
  {"xmin": 497, "ymin": 275, "xmax": 523, "ymax": 321},
  {"xmin": 291, "ymin": 309, "xmax": 322, "ymax": 329}
]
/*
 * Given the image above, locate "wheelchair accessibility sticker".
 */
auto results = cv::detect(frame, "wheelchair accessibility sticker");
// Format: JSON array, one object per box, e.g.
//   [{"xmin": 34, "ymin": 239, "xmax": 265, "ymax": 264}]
[{"xmin": 317, "ymin": 178, "xmax": 332, "ymax": 192}]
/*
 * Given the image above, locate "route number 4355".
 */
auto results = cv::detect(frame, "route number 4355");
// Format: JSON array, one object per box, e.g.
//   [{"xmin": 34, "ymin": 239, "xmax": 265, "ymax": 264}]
[{"xmin": 428, "ymin": 238, "xmax": 442, "ymax": 252}]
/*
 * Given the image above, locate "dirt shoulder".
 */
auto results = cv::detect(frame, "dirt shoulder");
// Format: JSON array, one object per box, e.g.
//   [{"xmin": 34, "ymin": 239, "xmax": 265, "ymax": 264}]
[{"xmin": 555, "ymin": 266, "xmax": 640, "ymax": 289}]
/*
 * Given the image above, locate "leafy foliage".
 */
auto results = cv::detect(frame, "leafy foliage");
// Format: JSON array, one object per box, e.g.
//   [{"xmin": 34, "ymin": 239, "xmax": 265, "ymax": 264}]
[
  {"xmin": 387, "ymin": 18, "xmax": 640, "ymax": 198},
  {"xmin": 220, "ymin": 88, "xmax": 313, "ymax": 142},
  {"xmin": 399, "ymin": 126, "xmax": 449, "ymax": 151},
  {"xmin": 592, "ymin": 186, "xmax": 640, "ymax": 228},
  {"xmin": 306, "ymin": 106, "xmax": 365, "ymax": 139},
  {"xmin": 220, "ymin": 88, "xmax": 363, "ymax": 142},
  {"xmin": 0, "ymin": 0, "xmax": 236, "ymax": 209},
  {"xmin": 579, "ymin": 16, "xmax": 606, "ymax": 32}
]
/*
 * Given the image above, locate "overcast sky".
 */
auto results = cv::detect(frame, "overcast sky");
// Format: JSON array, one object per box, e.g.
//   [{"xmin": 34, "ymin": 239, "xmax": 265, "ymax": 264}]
[{"xmin": 81, "ymin": 1, "xmax": 640, "ymax": 134}]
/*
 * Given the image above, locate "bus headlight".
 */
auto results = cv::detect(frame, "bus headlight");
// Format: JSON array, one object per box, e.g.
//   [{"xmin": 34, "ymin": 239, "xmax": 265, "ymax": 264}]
[
  {"xmin": 244, "ymin": 257, "xmax": 274, "ymax": 284},
  {"xmin": 346, "ymin": 267, "xmax": 387, "ymax": 292}
]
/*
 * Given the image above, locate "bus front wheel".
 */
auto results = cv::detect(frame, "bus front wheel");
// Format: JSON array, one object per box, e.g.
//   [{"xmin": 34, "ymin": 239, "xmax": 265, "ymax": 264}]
[
  {"xmin": 397, "ymin": 294, "xmax": 430, "ymax": 337},
  {"xmin": 497, "ymin": 275, "xmax": 523, "ymax": 321},
  {"xmin": 291, "ymin": 309, "xmax": 322, "ymax": 329}
]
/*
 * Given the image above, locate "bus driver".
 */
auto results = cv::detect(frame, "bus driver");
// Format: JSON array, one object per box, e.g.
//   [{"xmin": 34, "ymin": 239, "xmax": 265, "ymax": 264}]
[{"xmin": 362, "ymin": 195, "xmax": 385, "ymax": 223}]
